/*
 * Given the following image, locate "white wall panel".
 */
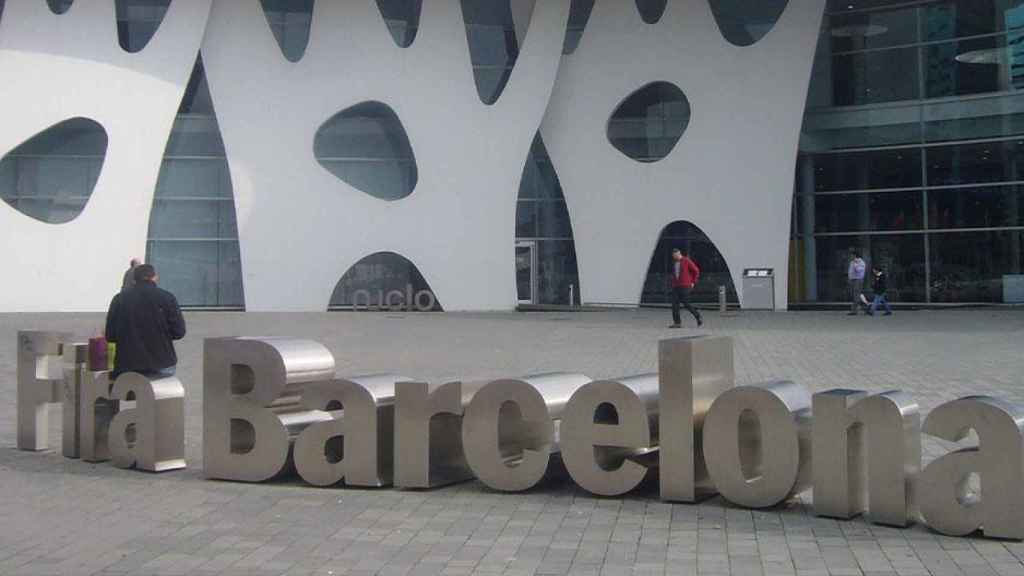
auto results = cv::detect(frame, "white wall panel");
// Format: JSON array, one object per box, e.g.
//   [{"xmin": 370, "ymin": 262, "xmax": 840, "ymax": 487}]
[
  {"xmin": 0, "ymin": 0, "xmax": 212, "ymax": 312},
  {"xmin": 201, "ymin": 0, "xmax": 569, "ymax": 312},
  {"xmin": 541, "ymin": 0, "xmax": 824, "ymax": 309}
]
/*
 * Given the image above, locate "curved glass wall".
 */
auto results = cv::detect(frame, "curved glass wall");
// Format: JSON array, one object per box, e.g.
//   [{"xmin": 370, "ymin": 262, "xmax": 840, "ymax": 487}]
[
  {"xmin": 146, "ymin": 58, "xmax": 244, "ymax": 308},
  {"xmin": 329, "ymin": 252, "xmax": 440, "ymax": 311},
  {"xmin": 641, "ymin": 222, "xmax": 738, "ymax": 306},
  {"xmin": 116, "ymin": 0, "xmax": 171, "ymax": 53},
  {"xmin": 793, "ymin": 0, "xmax": 1024, "ymax": 305},
  {"xmin": 515, "ymin": 133, "xmax": 581, "ymax": 306}
]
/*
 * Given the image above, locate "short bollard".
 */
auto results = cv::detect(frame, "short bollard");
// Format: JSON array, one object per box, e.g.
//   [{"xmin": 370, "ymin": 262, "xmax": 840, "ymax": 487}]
[{"xmin": 718, "ymin": 285, "xmax": 727, "ymax": 314}]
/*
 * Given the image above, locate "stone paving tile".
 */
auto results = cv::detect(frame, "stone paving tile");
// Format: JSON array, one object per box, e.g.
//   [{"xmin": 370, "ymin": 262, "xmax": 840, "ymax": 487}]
[{"xmin": 0, "ymin": 309, "xmax": 1023, "ymax": 576}]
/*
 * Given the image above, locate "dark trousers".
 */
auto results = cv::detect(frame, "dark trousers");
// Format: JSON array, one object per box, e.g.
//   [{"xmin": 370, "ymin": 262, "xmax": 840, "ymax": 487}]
[{"xmin": 671, "ymin": 287, "xmax": 702, "ymax": 325}]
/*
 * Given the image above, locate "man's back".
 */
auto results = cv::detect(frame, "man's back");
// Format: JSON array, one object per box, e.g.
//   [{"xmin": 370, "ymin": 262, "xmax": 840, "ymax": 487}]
[{"xmin": 105, "ymin": 281, "xmax": 185, "ymax": 376}]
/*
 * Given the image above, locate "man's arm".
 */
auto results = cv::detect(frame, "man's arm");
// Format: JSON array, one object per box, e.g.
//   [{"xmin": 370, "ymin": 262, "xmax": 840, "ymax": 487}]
[
  {"xmin": 688, "ymin": 259, "xmax": 701, "ymax": 285},
  {"xmin": 165, "ymin": 294, "xmax": 186, "ymax": 341},
  {"xmin": 104, "ymin": 294, "xmax": 120, "ymax": 343}
]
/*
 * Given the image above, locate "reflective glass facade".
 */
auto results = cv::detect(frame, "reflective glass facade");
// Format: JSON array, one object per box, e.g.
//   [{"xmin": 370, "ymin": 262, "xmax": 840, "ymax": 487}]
[{"xmin": 793, "ymin": 0, "xmax": 1024, "ymax": 304}]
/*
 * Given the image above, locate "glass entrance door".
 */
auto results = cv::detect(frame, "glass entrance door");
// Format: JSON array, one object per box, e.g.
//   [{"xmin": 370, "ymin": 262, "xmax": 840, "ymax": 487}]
[{"xmin": 516, "ymin": 241, "xmax": 536, "ymax": 304}]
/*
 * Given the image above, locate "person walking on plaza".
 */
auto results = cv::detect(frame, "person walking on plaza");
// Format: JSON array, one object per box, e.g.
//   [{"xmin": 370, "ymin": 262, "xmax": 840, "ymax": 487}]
[
  {"xmin": 105, "ymin": 264, "xmax": 186, "ymax": 378},
  {"xmin": 866, "ymin": 266, "xmax": 893, "ymax": 316},
  {"xmin": 847, "ymin": 249, "xmax": 867, "ymax": 316},
  {"xmin": 121, "ymin": 257, "xmax": 141, "ymax": 291},
  {"xmin": 669, "ymin": 248, "xmax": 703, "ymax": 328}
]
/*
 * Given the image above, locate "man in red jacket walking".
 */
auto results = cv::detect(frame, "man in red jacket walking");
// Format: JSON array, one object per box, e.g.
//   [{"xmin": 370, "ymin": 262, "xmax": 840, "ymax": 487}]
[{"xmin": 669, "ymin": 248, "xmax": 703, "ymax": 328}]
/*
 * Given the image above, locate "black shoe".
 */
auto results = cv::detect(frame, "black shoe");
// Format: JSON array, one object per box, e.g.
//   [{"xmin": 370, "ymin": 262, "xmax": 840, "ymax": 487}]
[
  {"xmin": 668, "ymin": 323, "xmax": 681, "ymax": 329},
  {"xmin": 697, "ymin": 318, "xmax": 704, "ymax": 327},
  {"xmin": 866, "ymin": 310, "xmax": 874, "ymax": 316},
  {"xmin": 846, "ymin": 312, "xmax": 857, "ymax": 316},
  {"xmin": 884, "ymin": 312, "xmax": 893, "ymax": 316}
]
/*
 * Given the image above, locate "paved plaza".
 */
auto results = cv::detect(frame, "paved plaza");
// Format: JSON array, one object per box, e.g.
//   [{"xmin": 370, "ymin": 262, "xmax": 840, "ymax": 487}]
[{"xmin": 0, "ymin": 308, "xmax": 1023, "ymax": 576}]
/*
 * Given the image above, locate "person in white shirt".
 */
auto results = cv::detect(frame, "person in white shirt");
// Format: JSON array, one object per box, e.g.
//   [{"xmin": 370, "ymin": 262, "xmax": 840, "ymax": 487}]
[{"xmin": 847, "ymin": 249, "xmax": 867, "ymax": 316}]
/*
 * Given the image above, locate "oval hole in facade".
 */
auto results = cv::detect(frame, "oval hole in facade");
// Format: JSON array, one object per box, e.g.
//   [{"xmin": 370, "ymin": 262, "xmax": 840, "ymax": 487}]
[
  {"xmin": 46, "ymin": 0, "xmax": 73, "ymax": 15},
  {"xmin": 329, "ymin": 252, "xmax": 441, "ymax": 311},
  {"xmin": 116, "ymin": 0, "xmax": 171, "ymax": 53},
  {"xmin": 635, "ymin": 0, "xmax": 667, "ymax": 24},
  {"xmin": 607, "ymin": 81, "xmax": 690, "ymax": 163},
  {"xmin": 376, "ymin": 0, "xmax": 422, "ymax": 48},
  {"xmin": 461, "ymin": 0, "xmax": 520, "ymax": 105},
  {"xmin": 260, "ymin": 0, "xmax": 314, "ymax": 62},
  {"xmin": 563, "ymin": 0, "xmax": 595, "ymax": 54},
  {"xmin": 315, "ymin": 101, "xmax": 418, "ymax": 201},
  {"xmin": 0, "ymin": 117, "xmax": 108, "ymax": 224},
  {"xmin": 709, "ymin": 0, "xmax": 789, "ymax": 47}
]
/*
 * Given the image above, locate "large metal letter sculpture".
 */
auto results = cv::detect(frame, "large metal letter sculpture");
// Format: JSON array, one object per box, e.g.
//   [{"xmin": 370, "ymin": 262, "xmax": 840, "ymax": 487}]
[
  {"xmin": 17, "ymin": 331, "xmax": 70, "ymax": 450},
  {"xmin": 204, "ymin": 338, "xmax": 336, "ymax": 482},
  {"xmin": 813, "ymin": 389, "xmax": 920, "ymax": 526},
  {"xmin": 659, "ymin": 336, "xmax": 735, "ymax": 502},
  {"xmin": 562, "ymin": 375, "xmax": 659, "ymax": 496},
  {"xmin": 394, "ymin": 380, "xmax": 473, "ymax": 488},
  {"xmin": 919, "ymin": 396, "xmax": 1024, "ymax": 539},
  {"xmin": 294, "ymin": 374, "xmax": 410, "ymax": 487},
  {"xmin": 462, "ymin": 374, "xmax": 590, "ymax": 492},
  {"xmin": 108, "ymin": 373, "xmax": 186, "ymax": 472},
  {"xmin": 61, "ymin": 343, "xmax": 89, "ymax": 458},
  {"xmin": 80, "ymin": 370, "xmax": 118, "ymax": 462},
  {"xmin": 703, "ymin": 381, "xmax": 812, "ymax": 508}
]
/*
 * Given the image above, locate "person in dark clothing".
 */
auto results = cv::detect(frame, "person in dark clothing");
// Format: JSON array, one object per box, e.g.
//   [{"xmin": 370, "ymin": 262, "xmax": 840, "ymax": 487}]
[
  {"xmin": 866, "ymin": 266, "xmax": 893, "ymax": 316},
  {"xmin": 121, "ymin": 257, "xmax": 141, "ymax": 291},
  {"xmin": 105, "ymin": 264, "xmax": 186, "ymax": 378},
  {"xmin": 669, "ymin": 248, "xmax": 703, "ymax": 328}
]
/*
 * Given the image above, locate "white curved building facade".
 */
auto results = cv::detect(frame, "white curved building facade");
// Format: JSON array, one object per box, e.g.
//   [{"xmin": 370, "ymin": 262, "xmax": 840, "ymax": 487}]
[{"xmin": 5, "ymin": 1, "xmax": 1020, "ymax": 312}]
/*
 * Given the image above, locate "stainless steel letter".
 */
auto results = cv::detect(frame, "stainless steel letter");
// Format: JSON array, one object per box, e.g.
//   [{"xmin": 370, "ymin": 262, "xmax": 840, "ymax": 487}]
[
  {"xmin": 561, "ymin": 375, "xmax": 659, "ymax": 496},
  {"xmin": 812, "ymin": 389, "xmax": 920, "ymax": 526},
  {"xmin": 80, "ymin": 370, "xmax": 118, "ymax": 462},
  {"xmin": 659, "ymin": 336, "xmax": 735, "ymax": 502},
  {"xmin": 61, "ymin": 343, "xmax": 88, "ymax": 458},
  {"xmin": 919, "ymin": 396, "xmax": 1024, "ymax": 539},
  {"xmin": 294, "ymin": 374, "xmax": 410, "ymax": 487},
  {"xmin": 17, "ymin": 331, "xmax": 70, "ymax": 451},
  {"xmin": 394, "ymin": 380, "xmax": 473, "ymax": 488},
  {"xmin": 203, "ymin": 337, "xmax": 336, "ymax": 482},
  {"xmin": 108, "ymin": 373, "xmax": 186, "ymax": 472},
  {"xmin": 703, "ymin": 381, "xmax": 812, "ymax": 508},
  {"xmin": 462, "ymin": 379, "xmax": 555, "ymax": 492}
]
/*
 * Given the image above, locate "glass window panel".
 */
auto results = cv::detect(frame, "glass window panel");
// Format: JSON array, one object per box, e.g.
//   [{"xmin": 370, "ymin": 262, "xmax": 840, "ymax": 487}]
[
  {"xmin": 563, "ymin": 0, "xmax": 595, "ymax": 54},
  {"xmin": 926, "ymin": 139, "xmax": 1024, "ymax": 186},
  {"xmin": 810, "ymin": 148, "xmax": 923, "ymax": 192},
  {"xmin": 929, "ymin": 230, "xmax": 1024, "ymax": 302},
  {"xmin": 608, "ymin": 82, "xmax": 691, "ymax": 163},
  {"xmin": 812, "ymin": 234, "xmax": 926, "ymax": 302},
  {"xmin": 156, "ymin": 159, "xmax": 230, "ymax": 198},
  {"xmin": 147, "ymin": 199, "xmax": 238, "ymax": 239},
  {"xmin": 536, "ymin": 200, "xmax": 573, "ymax": 239},
  {"xmin": 922, "ymin": 95, "xmax": 1024, "ymax": 143},
  {"xmin": 535, "ymin": 240, "xmax": 581, "ymax": 306},
  {"xmin": 260, "ymin": 0, "xmax": 314, "ymax": 62},
  {"xmin": 810, "ymin": 191, "xmax": 923, "ymax": 233},
  {"xmin": 376, "ymin": 0, "xmax": 421, "ymax": 48},
  {"xmin": 832, "ymin": 46, "xmax": 920, "ymax": 106},
  {"xmin": 927, "ymin": 185, "xmax": 1024, "ymax": 228},
  {"xmin": 516, "ymin": 201, "xmax": 538, "ymax": 238},
  {"xmin": 924, "ymin": 35, "xmax": 1019, "ymax": 99},
  {"xmin": 830, "ymin": 4, "xmax": 918, "ymax": 53},
  {"xmin": 462, "ymin": 0, "xmax": 518, "ymax": 105},
  {"xmin": 924, "ymin": 0, "xmax": 1024, "ymax": 42},
  {"xmin": 146, "ymin": 240, "xmax": 244, "ymax": 307}
]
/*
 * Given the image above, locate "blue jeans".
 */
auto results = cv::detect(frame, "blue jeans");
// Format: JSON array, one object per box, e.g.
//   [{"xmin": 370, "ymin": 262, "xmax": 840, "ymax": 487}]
[
  {"xmin": 140, "ymin": 366, "xmax": 176, "ymax": 378},
  {"xmin": 870, "ymin": 294, "xmax": 892, "ymax": 314}
]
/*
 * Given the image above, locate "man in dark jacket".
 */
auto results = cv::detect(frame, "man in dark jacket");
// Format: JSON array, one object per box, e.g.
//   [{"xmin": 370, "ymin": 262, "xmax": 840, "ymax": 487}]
[
  {"xmin": 105, "ymin": 264, "xmax": 186, "ymax": 378},
  {"xmin": 669, "ymin": 248, "xmax": 703, "ymax": 328},
  {"xmin": 866, "ymin": 266, "xmax": 893, "ymax": 316}
]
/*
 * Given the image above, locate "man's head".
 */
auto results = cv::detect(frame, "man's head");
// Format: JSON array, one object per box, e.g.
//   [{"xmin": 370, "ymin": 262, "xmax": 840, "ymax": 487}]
[
  {"xmin": 129, "ymin": 257, "xmax": 141, "ymax": 268},
  {"xmin": 133, "ymin": 264, "xmax": 158, "ymax": 285},
  {"xmin": 873, "ymin": 266, "xmax": 883, "ymax": 275},
  {"xmin": 849, "ymin": 249, "xmax": 860, "ymax": 259},
  {"xmin": 672, "ymin": 248, "xmax": 683, "ymax": 261}
]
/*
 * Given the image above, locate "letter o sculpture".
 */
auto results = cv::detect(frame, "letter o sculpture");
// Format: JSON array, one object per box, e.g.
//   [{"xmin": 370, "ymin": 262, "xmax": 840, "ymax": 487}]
[{"xmin": 702, "ymin": 381, "xmax": 812, "ymax": 508}]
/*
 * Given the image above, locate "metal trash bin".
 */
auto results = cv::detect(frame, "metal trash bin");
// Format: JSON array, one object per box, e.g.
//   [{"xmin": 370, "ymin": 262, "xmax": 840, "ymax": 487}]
[{"xmin": 742, "ymin": 269, "xmax": 775, "ymax": 310}]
